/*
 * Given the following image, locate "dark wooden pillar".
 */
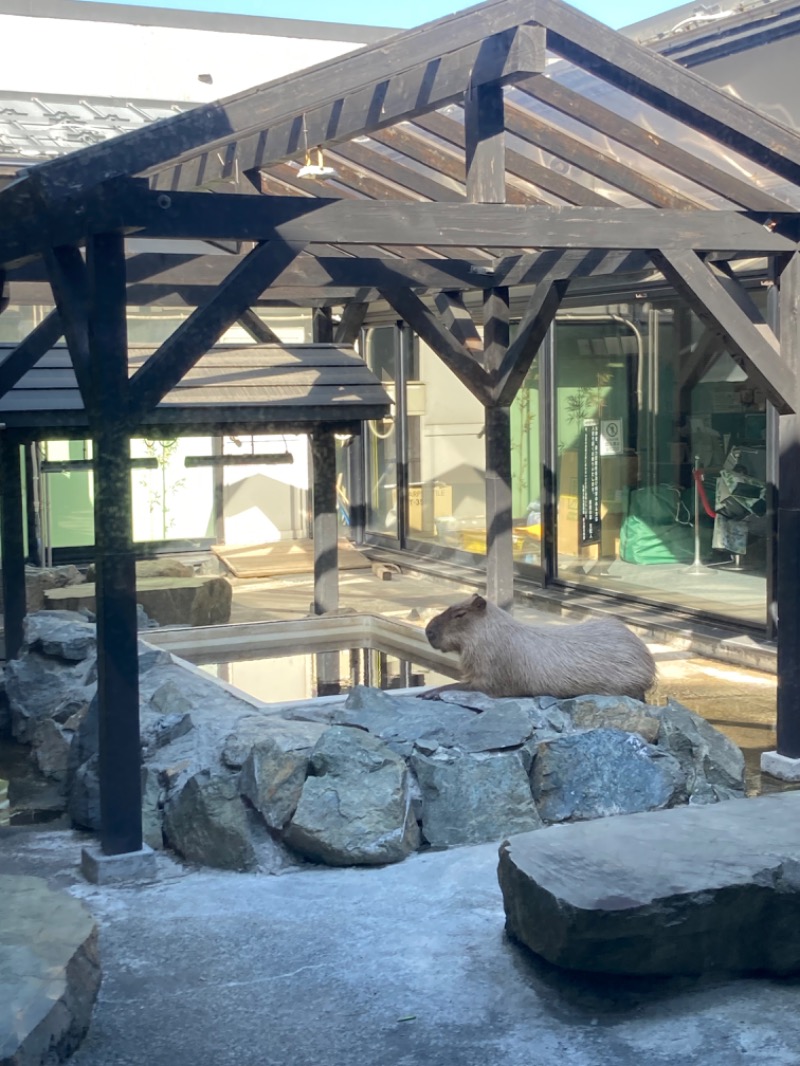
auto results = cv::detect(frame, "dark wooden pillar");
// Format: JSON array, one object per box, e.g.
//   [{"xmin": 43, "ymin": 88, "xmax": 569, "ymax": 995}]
[
  {"xmin": 88, "ymin": 232, "xmax": 142, "ymax": 854},
  {"xmin": 776, "ymin": 251, "xmax": 800, "ymax": 758},
  {"xmin": 311, "ymin": 429, "xmax": 338, "ymax": 615},
  {"xmin": 466, "ymin": 79, "xmax": 514, "ymax": 608},
  {"xmin": 485, "ymin": 404, "xmax": 514, "ymax": 611},
  {"xmin": 484, "ymin": 287, "xmax": 514, "ymax": 609},
  {"xmin": 1, "ymin": 434, "xmax": 26, "ymax": 660}
]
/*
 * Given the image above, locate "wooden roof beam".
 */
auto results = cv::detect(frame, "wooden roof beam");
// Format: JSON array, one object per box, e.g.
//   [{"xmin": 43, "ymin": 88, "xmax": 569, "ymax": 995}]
[
  {"xmin": 651, "ymin": 247, "xmax": 796, "ymax": 414},
  {"xmin": 128, "ymin": 238, "xmax": 306, "ymax": 420}
]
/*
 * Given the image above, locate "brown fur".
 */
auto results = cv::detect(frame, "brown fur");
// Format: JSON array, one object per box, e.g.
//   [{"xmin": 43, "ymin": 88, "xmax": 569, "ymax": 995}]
[{"xmin": 424, "ymin": 594, "xmax": 656, "ymax": 700}]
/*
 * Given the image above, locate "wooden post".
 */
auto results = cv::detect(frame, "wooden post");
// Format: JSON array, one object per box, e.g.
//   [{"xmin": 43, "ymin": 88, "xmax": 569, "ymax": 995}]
[
  {"xmin": 485, "ymin": 404, "xmax": 514, "ymax": 611},
  {"xmin": 311, "ymin": 429, "xmax": 338, "ymax": 615},
  {"xmin": 466, "ymin": 79, "xmax": 514, "ymax": 608},
  {"xmin": 1, "ymin": 434, "xmax": 26, "ymax": 660},
  {"xmin": 88, "ymin": 232, "xmax": 142, "ymax": 855},
  {"xmin": 776, "ymin": 251, "xmax": 800, "ymax": 758}
]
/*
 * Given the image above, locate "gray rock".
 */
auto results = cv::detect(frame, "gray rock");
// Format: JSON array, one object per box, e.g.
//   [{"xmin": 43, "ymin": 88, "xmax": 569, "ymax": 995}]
[
  {"xmin": 150, "ymin": 679, "xmax": 193, "ymax": 717},
  {"xmin": 69, "ymin": 754, "xmax": 101, "ymax": 831},
  {"xmin": 240, "ymin": 719, "xmax": 327, "ymax": 829},
  {"xmin": 164, "ymin": 771, "xmax": 257, "ymax": 871},
  {"xmin": 0, "ymin": 874, "xmax": 100, "ymax": 1065},
  {"xmin": 498, "ymin": 790, "xmax": 800, "ymax": 976},
  {"xmin": 24, "ymin": 611, "xmax": 96, "ymax": 661},
  {"xmin": 531, "ymin": 728, "xmax": 685, "ymax": 824},
  {"xmin": 651, "ymin": 699, "xmax": 746, "ymax": 803},
  {"xmin": 411, "ymin": 747, "xmax": 541, "ymax": 846},
  {"xmin": 454, "ymin": 703, "xmax": 537, "ymax": 753},
  {"xmin": 141, "ymin": 766, "xmax": 164, "ymax": 850},
  {"xmin": 5, "ymin": 653, "xmax": 96, "ymax": 743},
  {"xmin": 559, "ymin": 694, "xmax": 661, "ymax": 743},
  {"xmin": 86, "ymin": 557, "xmax": 195, "ymax": 581},
  {"xmin": 0, "ymin": 564, "xmax": 85, "ymax": 612},
  {"xmin": 285, "ymin": 726, "xmax": 420, "ymax": 866},
  {"xmin": 45, "ymin": 575, "xmax": 233, "ymax": 627},
  {"xmin": 137, "ymin": 604, "xmax": 159, "ymax": 629},
  {"xmin": 141, "ymin": 712, "xmax": 193, "ymax": 756},
  {"xmin": 138, "ymin": 644, "xmax": 174, "ymax": 674},
  {"xmin": 221, "ymin": 716, "xmax": 274, "ymax": 769},
  {"xmin": 334, "ymin": 686, "xmax": 477, "ymax": 757},
  {"xmin": 32, "ymin": 717, "xmax": 71, "ymax": 782}
]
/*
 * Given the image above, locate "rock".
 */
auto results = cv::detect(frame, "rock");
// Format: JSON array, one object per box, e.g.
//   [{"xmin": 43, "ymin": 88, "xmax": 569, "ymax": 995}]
[
  {"xmin": 150, "ymin": 679, "xmax": 192, "ymax": 716},
  {"xmin": 86, "ymin": 557, "xmax": 195, "ymax": 581},
  {"xmin": 221, "ymin": 716, "xmax": 274, "ymax": 769},
  {"xmin": 651, "ymin": 699, "xmax": 746, "ymax": 803},
  {"xmin": 5, "ymin": 653, "xmax": 96, "ymax": 743},
  {"xmin": 32, "ymin": 717, "xmax": 71, "ymax": 782},
  {"xmin": 498, "ymin": 790, "xmax": 800, "ymax": 976},
  {"xmin": 334, "ymin": 686, "xmax": 477, "ymax": 757},
  {"xmin": 0, "ymin": 564, "xmax": 85, "ymax": 613},
  {"xmin": 164, "ymin": 771, "xmax": 257, "ymax": 871},
  {"xmin": 45, "ymin": 575, "xmax": 233, "ymax": 627},
  {"xmin": 453, "ymin": 703, "xmax": 537, "ymax": 753},
  {"xmin": 24, "ymin": 611, "xmax": 96, "ymax": 661},
  {"xmin": 0, "ymin": 874, "xmax": 100, "ymax": 1064},
  {"xmin": 141, "ymin": 712, "xmax": 193, "ymax": 756},
  {"xmin": 531, "ymin": 728, "xmax": 684, "ymax": 823},
  {"xmin": 240, "ymin": 720, "xmax": 327, "ymax": 829},
  {"xmin": 411, "ymin": 747, "xmax": 541, "ymax": 846},
  {"xmin": 69, "ymin": 754, "xmax": 101, "ymax": 831},
  {"xmin": 285, "ymin": 726, "xmax": 420, "ymax": 866},
  {"xmin": 141, "ymin": 766, "xmax": 164, "ymax": 850},
  {"xmin": 559, "ymin": 695, "xmax": 661, "ymax": 744}
]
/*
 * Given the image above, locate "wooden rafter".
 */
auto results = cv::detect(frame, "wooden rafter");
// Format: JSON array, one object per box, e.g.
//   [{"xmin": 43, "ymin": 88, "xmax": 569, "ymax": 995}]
[
  {"xmin": 651, "ymin": 248, "xmax": 796, "ymax": 413},
  {"xmin": 128, "ymin": 239, "xmax": 307, "ymax": 419}
]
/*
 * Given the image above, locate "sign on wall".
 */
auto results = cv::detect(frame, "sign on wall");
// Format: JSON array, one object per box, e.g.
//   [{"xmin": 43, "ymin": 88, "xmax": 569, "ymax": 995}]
[
  {"xmin": 600, "ymin": 418, "xmax": 624, "ymax": 456},
  {"xmin": 579, "ymin": 419, "xmax": 602, "ymax": 546}
]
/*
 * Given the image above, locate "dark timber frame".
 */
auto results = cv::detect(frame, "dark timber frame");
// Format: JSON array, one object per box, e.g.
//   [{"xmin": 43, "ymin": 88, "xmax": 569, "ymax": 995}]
[{"xmin": 3, "ymin": 0, "xmax": 800, "ymax": 850}]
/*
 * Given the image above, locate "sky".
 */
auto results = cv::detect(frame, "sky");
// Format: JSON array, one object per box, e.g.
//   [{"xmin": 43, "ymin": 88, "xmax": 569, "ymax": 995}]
[{"xmin": 79, "ymin": 0, "xmax": 685, "ymax": 31}]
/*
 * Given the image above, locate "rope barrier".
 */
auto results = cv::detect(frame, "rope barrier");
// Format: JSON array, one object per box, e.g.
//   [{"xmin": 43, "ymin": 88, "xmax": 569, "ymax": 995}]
[{"xmin": 692, "ymin": 468, "xmax": 717, "ymax": 519}]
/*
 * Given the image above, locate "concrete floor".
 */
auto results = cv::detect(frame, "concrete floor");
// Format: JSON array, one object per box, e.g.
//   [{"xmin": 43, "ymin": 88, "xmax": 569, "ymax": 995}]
[{"xmin": 4, "ymin": 827, "xmax": 800, "ymax": 1066}]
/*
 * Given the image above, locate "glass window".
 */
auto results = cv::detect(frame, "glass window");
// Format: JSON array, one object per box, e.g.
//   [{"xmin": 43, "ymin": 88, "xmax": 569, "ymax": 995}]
[{"xmin": 552, "ymin": 295, "xmax": 768, "ymax": 625}]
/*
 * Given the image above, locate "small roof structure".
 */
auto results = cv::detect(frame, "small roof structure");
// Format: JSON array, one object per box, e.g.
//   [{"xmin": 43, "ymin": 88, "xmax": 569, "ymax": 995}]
[{"xmin": 0, "ymin": 342, "xmax": 392, "ymax": 436}]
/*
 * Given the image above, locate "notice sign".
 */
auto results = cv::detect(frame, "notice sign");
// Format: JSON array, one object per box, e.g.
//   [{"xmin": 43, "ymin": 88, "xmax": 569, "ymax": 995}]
[
  {"xmin": 579, "ymin": 420, "xmax": 601, "ymax": 547},
  {"xmin": 600, "ymin": 418, "xmax": 624, "ymax": 456}
]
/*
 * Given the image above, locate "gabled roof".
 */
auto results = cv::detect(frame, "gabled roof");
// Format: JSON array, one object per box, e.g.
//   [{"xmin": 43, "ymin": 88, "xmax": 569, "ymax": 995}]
[
  {"xmin": 1, "ymin": 0, "xmax": 799, "ymax": 420},
  {"xmin": 0, "ymin": 343, "xmax": 392, "ymax": 435},
  {"xmin": 2, "ymin": 0, "xmax": 800, "ymax": 286}
]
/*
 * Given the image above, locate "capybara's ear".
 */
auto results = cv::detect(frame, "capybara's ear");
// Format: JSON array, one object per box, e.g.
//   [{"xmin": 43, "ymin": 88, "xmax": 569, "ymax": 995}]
[{"xmin": 472, "ymin": 594, "xmax": 487, "ymax": 610}]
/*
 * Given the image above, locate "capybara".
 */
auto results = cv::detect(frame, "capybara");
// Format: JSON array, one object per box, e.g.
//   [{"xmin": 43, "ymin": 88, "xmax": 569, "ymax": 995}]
[{"xmin": 423, "ymin": 593, "xmax": 656, "ymax": 700}]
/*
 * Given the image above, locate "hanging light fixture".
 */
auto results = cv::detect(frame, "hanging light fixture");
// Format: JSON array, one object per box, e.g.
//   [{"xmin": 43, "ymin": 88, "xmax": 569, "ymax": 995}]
[
  {"xmin": 297, "ymin": 146, "xmax": 337, "ymax": 181},
  {"xmin": 296, "ymin": 115, "xmax": 337, "ymax": 180}
]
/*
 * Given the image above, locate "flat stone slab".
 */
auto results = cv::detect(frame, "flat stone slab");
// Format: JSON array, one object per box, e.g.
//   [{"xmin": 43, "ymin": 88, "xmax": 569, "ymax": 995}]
[
  {"xmin": 0, "ymin": 874, "xmax": 101, "ymax": 1064},
  {"xmin": 44, "ymin": 576, "xmax": 232, "ymax": 626},
  {"xmin": 498, "ymin": 790, "xmax": 800, "ymax": 976}
]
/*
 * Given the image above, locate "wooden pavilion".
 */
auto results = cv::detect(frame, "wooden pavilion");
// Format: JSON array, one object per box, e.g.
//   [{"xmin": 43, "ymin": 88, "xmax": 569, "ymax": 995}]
[{"xmin": 1, "ymin": 0, "xmax": 800, "ymax": 856}]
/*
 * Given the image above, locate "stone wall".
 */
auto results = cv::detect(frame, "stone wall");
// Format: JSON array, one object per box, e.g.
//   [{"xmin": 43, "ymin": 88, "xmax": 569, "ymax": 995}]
[{"xmin": 4, "ymin": 612, "xmax": 747, "ymax": 872}]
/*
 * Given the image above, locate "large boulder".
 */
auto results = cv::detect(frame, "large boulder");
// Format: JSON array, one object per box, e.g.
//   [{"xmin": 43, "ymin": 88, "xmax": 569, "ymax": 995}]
[
  {"xmin": 531, "ymin": 728, "xmax": 685, "ymax": 823},
  {"xmin": 498, "ymin": 790, "xmax": 800, "ymax": 976},
  {"xmin": 559, "ymin": 695, "xmax": 661, "ymax": 744},
  {"xmin": 284, "ymin": 726, "xmax": 420, "ymax": 866},
  {"xmin": 412, "ymin": 747, "xmax": 542, "ymax": 846},
  {"xmin": 45, "ymin": 576, "xmax": 233, "ymax": 626},
  {"xmin": 4, "ymin": 652, "xmax": 95, "ymax": 743},
  {"xmin": 651, "ymin": 699, "xmax": 746, "ymax": 802},
  {"xmin": 164, "ymin": 771, "xmax": 257, "ymax": 872},
  {"xmin": 0, "ymin": 875, "xmax": 100, "ymax": 1064},
  {"xmin": 240, "ymin": 719, "xmax": 327, "ymax": 830}
]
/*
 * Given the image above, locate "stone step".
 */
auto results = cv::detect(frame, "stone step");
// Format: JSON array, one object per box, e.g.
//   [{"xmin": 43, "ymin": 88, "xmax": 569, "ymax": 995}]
[
  {"xmin": 0, "ymin": 874, "xmax": 101, "ymax": 1064},
  {"xmin": 498, "ymin": 790, "xmax": 800, "ymax": 976}
]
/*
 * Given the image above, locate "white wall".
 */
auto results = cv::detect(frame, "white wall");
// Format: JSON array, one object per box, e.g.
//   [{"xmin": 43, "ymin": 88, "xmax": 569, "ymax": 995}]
[{"xmin": 0, "ymin": 13, "xmax": 371, "ymax": 100}]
